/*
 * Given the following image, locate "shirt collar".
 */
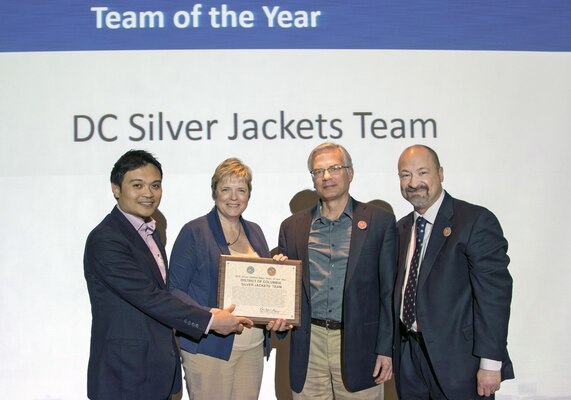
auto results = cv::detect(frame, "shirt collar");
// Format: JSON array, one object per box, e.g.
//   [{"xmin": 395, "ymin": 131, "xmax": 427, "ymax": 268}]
[
  {"xmin": 313, "ymin": 197, "xmax": 354, "ymax": 223},
  {"xmin": 414, "ymin": 190, "xmax": 445, "ymax": 225},
  {"xmin": 116, "ymin": 205, "xmax": 155, "ymax": 233}
]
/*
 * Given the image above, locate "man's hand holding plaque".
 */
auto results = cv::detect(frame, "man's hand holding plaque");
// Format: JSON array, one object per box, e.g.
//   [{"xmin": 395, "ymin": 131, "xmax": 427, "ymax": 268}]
[{"xmin": 210, "ymin": 304, "xmax": 254, "ymax": 335}]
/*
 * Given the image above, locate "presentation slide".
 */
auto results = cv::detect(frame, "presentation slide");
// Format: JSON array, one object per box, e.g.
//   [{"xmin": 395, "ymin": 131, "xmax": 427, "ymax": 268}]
[{"xmin": 1, "ymin": 1, "xmax": 570, "ymax": 398}]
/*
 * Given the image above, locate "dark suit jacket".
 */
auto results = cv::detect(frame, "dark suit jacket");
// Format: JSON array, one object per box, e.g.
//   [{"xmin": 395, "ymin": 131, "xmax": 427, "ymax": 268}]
[
  {"xmin": 278, "ymin": 198, "xmax": 398, "ymax": 393},
  {"xmin": 393, "ymin": 192, "xmax": 514, "ymax": 399},
  {"xmin": 84, "ymin": 207, "xmax": 212, "ymax": 400},
  {"xmin": 169, "ymin": 207, "xmax": 271, "ymax": 360}
]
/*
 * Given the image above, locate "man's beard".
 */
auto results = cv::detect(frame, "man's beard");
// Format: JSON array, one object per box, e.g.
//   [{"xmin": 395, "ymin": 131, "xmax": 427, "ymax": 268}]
[{"xmin": 405, "ymin": 186, "xmax": 429, "ymax": 209}]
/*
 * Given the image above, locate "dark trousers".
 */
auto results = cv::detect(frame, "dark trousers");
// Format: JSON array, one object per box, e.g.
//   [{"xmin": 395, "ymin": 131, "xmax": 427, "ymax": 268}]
[{"xmin": 398, "ymin": 326, "xmax": 494, "ymax": 400}]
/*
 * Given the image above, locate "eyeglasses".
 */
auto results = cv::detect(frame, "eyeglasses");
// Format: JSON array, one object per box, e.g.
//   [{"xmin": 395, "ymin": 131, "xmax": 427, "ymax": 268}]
[{"xmin": 310, "ymin": 165, "xmax": 351, "ymax": 178}]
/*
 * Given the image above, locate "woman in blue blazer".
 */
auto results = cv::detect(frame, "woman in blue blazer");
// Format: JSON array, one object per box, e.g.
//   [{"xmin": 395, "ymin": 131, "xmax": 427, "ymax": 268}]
[{"xmin": 169, "ymin": 158, "xmax": 276, "ymax": 400}]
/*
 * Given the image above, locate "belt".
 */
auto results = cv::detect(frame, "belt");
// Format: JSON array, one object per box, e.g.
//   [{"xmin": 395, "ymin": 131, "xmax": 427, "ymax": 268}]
[
  {"xmin": 311, "ymin": 318, "xmax": 343, "ymax": 330},
  {"xmin": 400, "ymin": 321, "xmax": 423, "ymax": 343}
]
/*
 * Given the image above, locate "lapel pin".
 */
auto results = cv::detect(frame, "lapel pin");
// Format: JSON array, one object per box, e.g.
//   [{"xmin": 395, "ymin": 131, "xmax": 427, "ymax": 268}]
[
  {"xmin": 358, "ymin": 220, "xmax": 367, "ymax": 230},
  {"xmin": 443, "ymin": 227, "xmax": 452, "ymax": 237}
]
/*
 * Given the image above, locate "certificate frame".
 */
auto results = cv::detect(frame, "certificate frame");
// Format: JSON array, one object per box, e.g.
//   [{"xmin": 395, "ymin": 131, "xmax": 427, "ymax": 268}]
[{"xmin": 217, "ymin": 255, "xmax": 302, "ymax": 326}]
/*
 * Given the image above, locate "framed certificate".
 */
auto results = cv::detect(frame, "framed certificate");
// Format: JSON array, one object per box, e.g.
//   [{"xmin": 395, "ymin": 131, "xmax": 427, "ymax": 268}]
[{"xmin": 217, "ymin": 255, "xmax": 302, "ymax": 326}]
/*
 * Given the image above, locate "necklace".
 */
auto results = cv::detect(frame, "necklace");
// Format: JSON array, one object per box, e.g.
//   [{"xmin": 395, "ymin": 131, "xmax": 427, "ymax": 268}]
[{"xmin": 226, "ymin": 224, "xmax": 242, "ymax": 247}]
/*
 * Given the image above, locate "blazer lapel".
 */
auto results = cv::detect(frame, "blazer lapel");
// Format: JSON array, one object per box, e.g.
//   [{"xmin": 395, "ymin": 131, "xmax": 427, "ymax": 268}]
[
  {"xmin": 296, "ymin": 207, "xmax": 314, "ymax": 300},
  {"xmin": 152, "ymin": 230, "xmax": 168, "ymax": 289},
  {"xmin": 395, "ymin": 213, "xmax": 414, "ymax": 308},
  {"xmin": 417, "ymin": 193, "xmax": 454, "ymax": 290},
  {"xmin": 112, "ymin": 207, "xmax": 166, "ymax": 287},
  {"xmin": 205, "ymin": 207, "xmax": 232, "ymax": 256},
  {"xmin": 345, "ymin": 200, "xmax": 370, "ymax": 287}
]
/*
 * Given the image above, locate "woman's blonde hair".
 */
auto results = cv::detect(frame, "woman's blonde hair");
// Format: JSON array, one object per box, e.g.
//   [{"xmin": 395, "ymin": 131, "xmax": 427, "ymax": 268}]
[{"xmin": 211, "ymin": 157, "xmax": 253, "ymax": 199}]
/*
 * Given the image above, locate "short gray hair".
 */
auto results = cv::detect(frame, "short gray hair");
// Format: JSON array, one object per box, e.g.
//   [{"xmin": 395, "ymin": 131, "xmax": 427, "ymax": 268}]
[{"xmin": 307, "ymin": 142, "xmax": 353, "ymax": 171}]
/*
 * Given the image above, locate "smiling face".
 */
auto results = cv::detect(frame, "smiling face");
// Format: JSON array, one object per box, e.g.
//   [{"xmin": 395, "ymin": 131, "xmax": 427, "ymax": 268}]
[
  {"xmin": 112, "ymin": 164, "xmax": 162, "ymax": 219},
  {"xmin": 311, "ymin": 149, "xmax": 353, "ymax": 204},
  {"xmin": 398, "ymin": 146, "xmax": 443, "ymax": 214},
  {"xmin": 214, "ymin": 175, "xmax": 250, "ymax": 221}
]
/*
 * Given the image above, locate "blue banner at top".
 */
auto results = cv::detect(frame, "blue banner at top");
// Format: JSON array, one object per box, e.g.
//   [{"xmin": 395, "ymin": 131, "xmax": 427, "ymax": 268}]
[{"xmin": 1, "ymin": 0, "xmax": 570, "ymax": 52}]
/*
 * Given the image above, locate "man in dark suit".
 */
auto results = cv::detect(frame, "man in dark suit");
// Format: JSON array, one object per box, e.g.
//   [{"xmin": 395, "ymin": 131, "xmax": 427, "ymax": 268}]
[
  {"xmin": 393, "ymin": 145, "xmax": 514, "ymax": 399},
  {"xmin": 84, "ymin": 150, "xmax": 251, "ymax": 400},
  {"xmin": 278, "ymin": 142, "xmax": 397, "ymax": 399}
]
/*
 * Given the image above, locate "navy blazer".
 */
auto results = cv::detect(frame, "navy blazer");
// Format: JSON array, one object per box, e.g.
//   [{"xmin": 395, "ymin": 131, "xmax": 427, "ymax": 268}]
[
  {"xmin": 278, "ymin": 198, "xmax": 398, "ymax": 393},
  {"xmin": 393, "ymin": 192, "xmax": 514, "ymax": 399},
  {"xmin": 84, "ymin": 207, "xmax": 212, "ymax": 400},
  {"xmin": 169, "ymin": 207, "xmax": 271, "ymax": 360}
]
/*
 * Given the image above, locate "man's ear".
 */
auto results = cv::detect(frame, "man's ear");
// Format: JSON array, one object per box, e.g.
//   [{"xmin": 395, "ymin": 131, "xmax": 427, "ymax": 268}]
[
  {"xmin": 111, "ymin": 183, "xmax": 120, "ymax": 199},
  {"xmin": 348, "ymin": 166, "xmax": 354, "ymax": 183}
]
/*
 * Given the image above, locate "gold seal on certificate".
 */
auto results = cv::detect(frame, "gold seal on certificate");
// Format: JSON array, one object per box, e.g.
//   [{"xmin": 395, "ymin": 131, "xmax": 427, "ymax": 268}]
[{"xmin": 217, "ymin": 255, "xmax": 302, "ymax": 326}]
